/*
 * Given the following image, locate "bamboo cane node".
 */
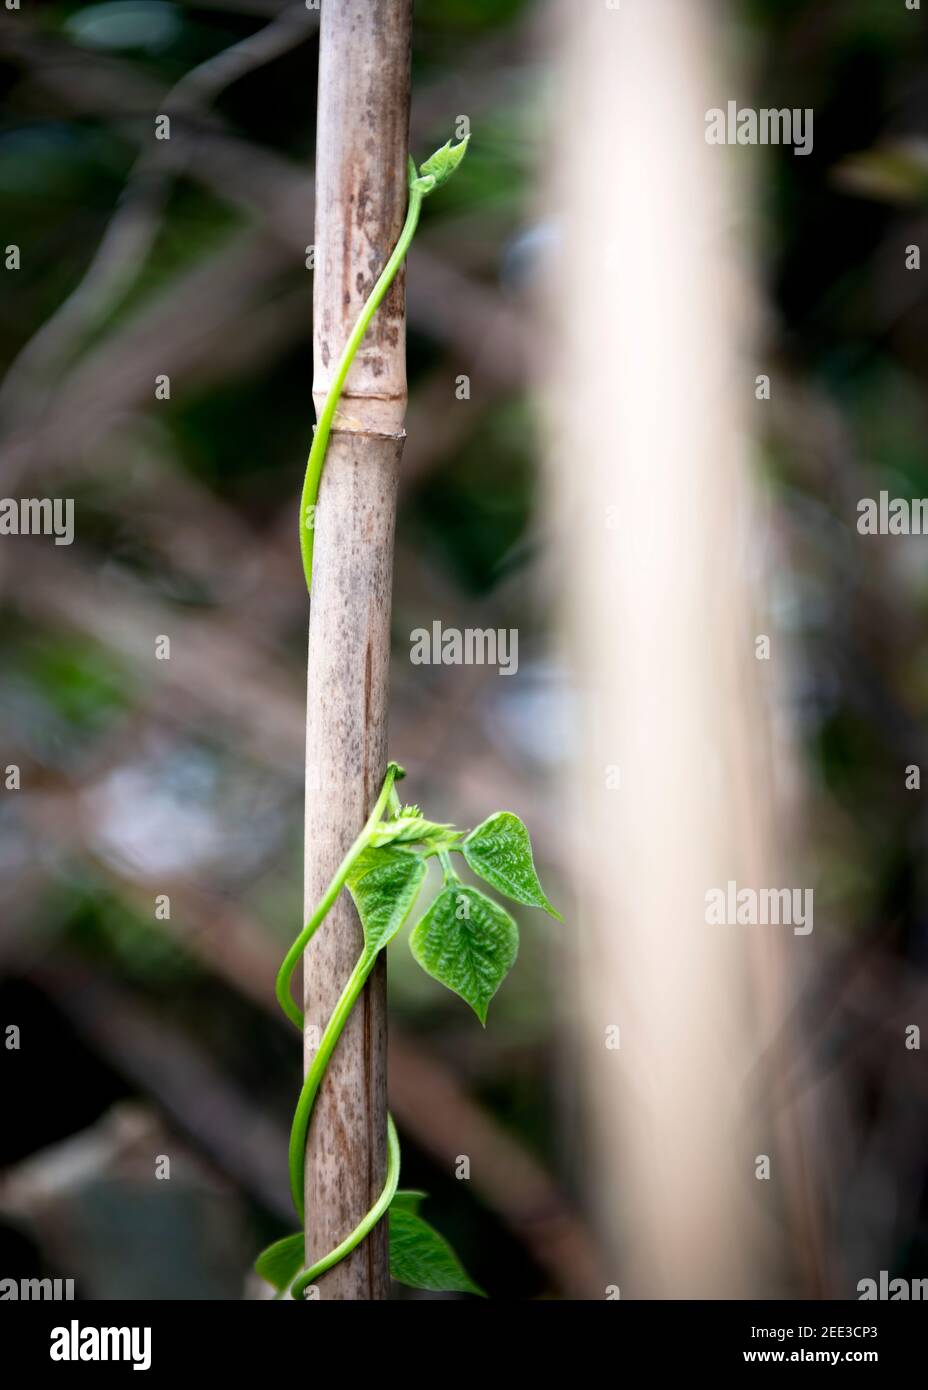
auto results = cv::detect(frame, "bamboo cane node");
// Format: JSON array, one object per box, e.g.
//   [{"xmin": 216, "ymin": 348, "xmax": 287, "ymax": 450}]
[{"xmin": 329, "ymin": 421, "xmax": 407, "ymax": 443}]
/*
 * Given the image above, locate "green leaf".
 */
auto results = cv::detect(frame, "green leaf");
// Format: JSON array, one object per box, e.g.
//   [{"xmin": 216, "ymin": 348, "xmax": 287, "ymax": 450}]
[
  {"xmin": 390, "ymin": 1189, "xmax": 428, "ymax": 1212},
  {"xmin": 409, "ymin": 884, "xmax": 518, "ymax": 1024},
  {"xmin": 347, "ymin": 846, "xmax": 427, "ymax": 956},
  {"xmin": 368, "ymin": 810, "xmax": 459, "ymax": 849},
  {"xmin": 255, "ymin": 1232, "xmax": 303, "ymax": 1292},
  {"xmin": 418, "ymin": 135, "xmax": 470, "ymax": 190},
  {"xmin": 389, "ymin": 1192, "xmax": 485, "ymax": 1296},
  {"xmin": 463, "ymin": 812, "xmax": 561, "ymax": 919}
]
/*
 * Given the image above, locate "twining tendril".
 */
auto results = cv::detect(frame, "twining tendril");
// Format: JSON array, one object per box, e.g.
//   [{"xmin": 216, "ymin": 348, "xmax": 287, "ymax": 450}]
[
  {"xmin": 274, "ymin": 761, "xmax": 405, "ymax": 1298},
  {"xmin": 299, "ymin": 137, "xmax": 469, "ymax": 594}
]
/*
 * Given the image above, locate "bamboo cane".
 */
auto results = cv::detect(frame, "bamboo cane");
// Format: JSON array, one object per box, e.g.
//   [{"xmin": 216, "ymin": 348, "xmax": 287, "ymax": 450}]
[{"xmin": 303, "ymin": 0, "xmax": 412, "ymax": 1300}]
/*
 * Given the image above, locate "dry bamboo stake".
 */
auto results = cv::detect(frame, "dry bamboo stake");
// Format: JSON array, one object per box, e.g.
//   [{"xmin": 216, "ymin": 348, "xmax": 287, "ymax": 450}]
[
  {"xmin": 303, "ymin": 0, "xmax": 412, "ymax": 1300},
  {"xmin": 546, "ymin": 0, "xmax": 786, "ymax": 1297}
]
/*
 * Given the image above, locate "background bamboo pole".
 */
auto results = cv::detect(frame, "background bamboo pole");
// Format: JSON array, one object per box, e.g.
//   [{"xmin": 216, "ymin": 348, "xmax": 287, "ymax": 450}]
[
  {"xmin": 303, "ymin": 0, "xmax": 412, "ymax": 1299},
  {"xmin": 546, "ymin": 0, "xmax": 799, "ymax": 1297}
]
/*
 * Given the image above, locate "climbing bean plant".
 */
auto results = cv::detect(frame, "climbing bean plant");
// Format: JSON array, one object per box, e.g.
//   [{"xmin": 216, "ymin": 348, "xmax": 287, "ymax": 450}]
[{"xmin": 256, "ymin": 137, "xmax": 561, "ymax": 1300}]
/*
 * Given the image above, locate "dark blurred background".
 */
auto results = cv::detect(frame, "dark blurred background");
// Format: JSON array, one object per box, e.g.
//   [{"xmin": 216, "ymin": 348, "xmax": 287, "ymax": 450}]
[{"xmin": 0, "ymin": 0, "xmax": 926, "ymax": 1298}]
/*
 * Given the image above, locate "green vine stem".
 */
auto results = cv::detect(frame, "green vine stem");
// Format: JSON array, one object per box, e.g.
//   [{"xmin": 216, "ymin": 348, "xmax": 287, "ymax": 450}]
[
  {"xmin": 256, "ymin": 134, "xmax": 560, "ymax": 1300},
  {"xmin": 278, "ymin": 761, "xmax": 402, "ymax": 1217},
  {"xmin": 269, "ymin": 759, "xmax": 404, "ymax": 1299},
  {"xmin": 299, "ymin": 138, "xmax": 469, "ymax": 595}
]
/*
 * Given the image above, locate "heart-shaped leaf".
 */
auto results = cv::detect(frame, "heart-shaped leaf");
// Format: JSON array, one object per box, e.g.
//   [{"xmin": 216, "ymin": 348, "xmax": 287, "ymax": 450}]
[
  {"xmin": 463, "ymin": 812, "xmax": 561, "ymax": 919},
  {"xmin": 389, "ymin": 1191, "xmax": 484, "ymax": 1296},
  {"xmin": 409, "ymin": 884, "xmax": 518, "ymax": 1024},
  {"xmin": 347, "ymin": 846, "xmax": 427, "ymax": 958},
  {"xmin": 255, "ymin": 1232, "xmax": 304, "ymax": 1292}
]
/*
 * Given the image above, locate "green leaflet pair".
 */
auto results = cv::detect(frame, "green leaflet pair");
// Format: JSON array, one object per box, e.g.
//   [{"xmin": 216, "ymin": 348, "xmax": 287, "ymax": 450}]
[
  {"xmin": 258, "ymin": 135, "xmax": 560, "ymax": 1298},
  {"xmin": 256, "ymin": 760, "xmax": 560, "ymax": 1298}
]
